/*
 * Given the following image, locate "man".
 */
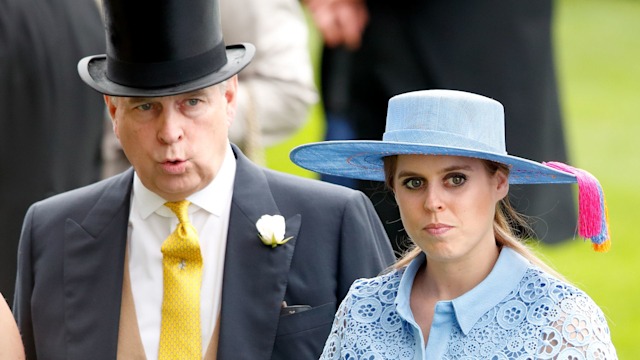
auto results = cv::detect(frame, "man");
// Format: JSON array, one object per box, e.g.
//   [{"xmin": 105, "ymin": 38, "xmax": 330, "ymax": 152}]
[{"xmin": 12, "ymin": 0, "xmax": 395, "ymax": 359}]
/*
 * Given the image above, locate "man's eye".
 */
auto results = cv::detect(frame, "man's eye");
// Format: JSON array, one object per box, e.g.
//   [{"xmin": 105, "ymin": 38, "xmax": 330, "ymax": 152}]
[
  {"xmin": 136, "ymin": 103, "xmax": 153, "ymax": 111},
  {"xmin": 186, "ymin": 99, "xmax": 201, "ymax": 106},
  {"xmin": 403, "ymin": 178, "xmax": 424, "ymax": 190},
  {"xmin": 446, "ymin": 174, "xmax": 466, "ymax": 187}
]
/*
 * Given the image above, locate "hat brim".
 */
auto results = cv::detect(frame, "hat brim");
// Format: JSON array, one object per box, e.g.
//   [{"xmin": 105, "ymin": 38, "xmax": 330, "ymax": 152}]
[
  {"xmin": 77, "ymin": 43, "xmax": 254, "ymax": 97},
  {"xmin": 290, "ymin": 141, "xmax": 577, "ymax": 185}
]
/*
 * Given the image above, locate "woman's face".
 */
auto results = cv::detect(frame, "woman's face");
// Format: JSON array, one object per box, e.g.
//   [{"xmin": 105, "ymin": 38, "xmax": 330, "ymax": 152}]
[{"xmin": 392, "ymin": 155, "xmax": 509, "ymax": 265}]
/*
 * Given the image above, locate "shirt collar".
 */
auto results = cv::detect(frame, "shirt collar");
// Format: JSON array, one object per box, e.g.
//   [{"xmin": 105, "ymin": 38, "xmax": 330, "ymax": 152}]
[
  {"xmin": 132, "ymin": 143, "xmax": 236, "ymax": 218},
  {"xmin": 395, "ymin": 247, "xmax": 530, "ymax": 335},
  {"xmin": 395, "ymin": 252, "xmax": 423, "ymax": 324},
  {"xmin": 453, "ymin": 247, "xmax": 529, "ymax": 334}
]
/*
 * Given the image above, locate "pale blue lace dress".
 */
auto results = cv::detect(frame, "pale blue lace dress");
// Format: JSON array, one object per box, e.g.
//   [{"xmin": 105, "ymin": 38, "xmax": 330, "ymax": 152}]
[{"xmin": 320, "ymin": 247, "xmax": 617, "ymax": 359}]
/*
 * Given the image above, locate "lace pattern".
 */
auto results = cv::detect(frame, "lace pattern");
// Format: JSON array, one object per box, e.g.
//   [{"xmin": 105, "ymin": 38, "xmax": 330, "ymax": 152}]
[{"xmin": 320, "ymin": 267, "xmax": 616, "ymax": 359}]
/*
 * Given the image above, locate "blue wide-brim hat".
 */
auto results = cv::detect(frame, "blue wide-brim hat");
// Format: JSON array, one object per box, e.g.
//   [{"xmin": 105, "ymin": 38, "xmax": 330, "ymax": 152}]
[
  {"xmin": 292, "ymin": 90, "xmax": 574, "ymax": 184},
  {"xmin": 290, "ymin": 89, "xmax": 611, "ymax": 251}
]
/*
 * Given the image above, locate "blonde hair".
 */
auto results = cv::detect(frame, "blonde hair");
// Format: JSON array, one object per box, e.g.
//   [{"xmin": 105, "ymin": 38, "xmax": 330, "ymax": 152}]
[{"xmin": 384, "ymin": 156, "xmax": 565, "ymax": 280}]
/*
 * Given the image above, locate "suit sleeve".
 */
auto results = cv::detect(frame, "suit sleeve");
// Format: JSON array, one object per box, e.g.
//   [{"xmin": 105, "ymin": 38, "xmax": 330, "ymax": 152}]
[
  {"xmin": 12, "ymin": 204, "xmax": 36, "ymax": 359},
  {"xmin": 337, "ymin": 191, "xmax": 395, "ymax": 300}
]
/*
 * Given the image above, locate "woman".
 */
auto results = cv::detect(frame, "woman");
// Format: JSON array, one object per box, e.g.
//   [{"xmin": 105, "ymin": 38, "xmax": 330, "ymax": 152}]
[
  {"xmin": 1, "ymin": 294, "xmax": 25, "ymax": 359},
  {"xmin": 290, "ymin": 90, "xmax": 616, "ymax": 359}
]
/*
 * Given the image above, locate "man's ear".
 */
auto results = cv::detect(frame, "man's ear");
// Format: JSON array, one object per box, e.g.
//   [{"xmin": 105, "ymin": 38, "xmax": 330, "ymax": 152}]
[
  {"xmin": 104, "ymin": 95, "xmax": 120, "ymax": 139},
  {"xmin": 223, "ymin": 75, "xmax": 239, "ymax": 125},
  {"xmin": 105, "ymin": 95, "xmax": 117, "ymax": 120}
]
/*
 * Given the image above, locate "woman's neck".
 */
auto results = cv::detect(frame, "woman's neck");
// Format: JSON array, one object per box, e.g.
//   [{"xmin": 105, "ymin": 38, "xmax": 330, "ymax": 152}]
[
  {"xmin": 418, "ymin": 244, "xmax": 500, "ymax": 301},
  {"xmin": 409, "ymin": 243, "xmax": 501, "ymax": 345}
]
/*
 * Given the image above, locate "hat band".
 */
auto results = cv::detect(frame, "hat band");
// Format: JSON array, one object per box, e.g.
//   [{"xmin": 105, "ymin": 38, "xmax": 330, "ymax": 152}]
[
  {"xmin": 382, "ymin": 129, "xmax": 507, "ymax": 155},
  {"xmin": 106, "ymin": 41, "xmax": 227, "ymax": 89}
]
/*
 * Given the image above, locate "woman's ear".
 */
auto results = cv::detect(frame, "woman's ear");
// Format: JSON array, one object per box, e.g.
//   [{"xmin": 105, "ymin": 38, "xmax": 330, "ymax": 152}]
[{"xmin": 495, "ymin": 170, "xmax": 510, "ymax": 200}]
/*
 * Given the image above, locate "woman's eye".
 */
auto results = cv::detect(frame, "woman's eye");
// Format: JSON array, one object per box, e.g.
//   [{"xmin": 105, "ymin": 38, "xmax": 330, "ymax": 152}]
[
  {"xmin": 446, "ymin": 174, "xmax": 466, "ymax": 187},
  {"xmin": 403, "ymin": 178, "xmax": 424, "ymax": 190}
]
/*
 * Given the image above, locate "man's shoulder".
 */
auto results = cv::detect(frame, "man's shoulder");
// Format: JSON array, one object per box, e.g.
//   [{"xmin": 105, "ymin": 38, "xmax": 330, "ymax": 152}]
[{"xmin": 29, "ymin": 170, "xmax": 132, "ymax": 214}]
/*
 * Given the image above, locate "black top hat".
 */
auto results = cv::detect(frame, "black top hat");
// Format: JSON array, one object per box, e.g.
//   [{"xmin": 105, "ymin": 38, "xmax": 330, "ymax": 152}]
[{"xmin": 78, "ymin": 0, "xmax": 254, "ymax": 97}]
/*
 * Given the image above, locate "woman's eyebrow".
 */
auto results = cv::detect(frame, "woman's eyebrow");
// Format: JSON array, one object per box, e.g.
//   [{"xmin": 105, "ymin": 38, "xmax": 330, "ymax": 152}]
[
  {"xmin": 441, "ymin": 165, "xmax": 473, "ymax": 172},
  {"xmin": 396, "ymin": 165, "xmax": 473, "ymax": 178}
]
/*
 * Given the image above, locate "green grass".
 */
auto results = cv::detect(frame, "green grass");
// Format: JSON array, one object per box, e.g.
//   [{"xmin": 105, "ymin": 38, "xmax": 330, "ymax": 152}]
[{"xmin": 266, "ymin": 1, "xmax": 640, "ymax": 356}]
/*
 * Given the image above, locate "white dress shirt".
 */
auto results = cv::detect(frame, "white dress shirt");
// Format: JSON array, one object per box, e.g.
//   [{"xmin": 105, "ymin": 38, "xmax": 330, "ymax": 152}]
[{"xmin": 128, "ymin": 144, "xmax": 236, "ymax": 359}]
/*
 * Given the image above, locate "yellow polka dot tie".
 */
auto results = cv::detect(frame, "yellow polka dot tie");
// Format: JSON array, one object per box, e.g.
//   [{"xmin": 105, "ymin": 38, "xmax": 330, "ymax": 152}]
[{"xmin": 159, "ymin": 200, "xmax": 202, "ymax": 360}]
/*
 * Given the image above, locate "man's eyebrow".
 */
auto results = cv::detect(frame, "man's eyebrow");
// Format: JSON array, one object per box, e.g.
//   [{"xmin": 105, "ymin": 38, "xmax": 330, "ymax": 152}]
[
  {"xmin": 126, "ymin": 97, "xmax": 154, "ymax": 105},
  {"xmin": 183, "ymin": 89, "xmax": 207, "ymax": 97}
]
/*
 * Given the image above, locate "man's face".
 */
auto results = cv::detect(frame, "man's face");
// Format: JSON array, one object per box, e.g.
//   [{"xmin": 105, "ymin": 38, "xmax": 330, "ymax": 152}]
[{"xmin": 105, "ymin": 77, "xmax": 237, "ymax": 201}]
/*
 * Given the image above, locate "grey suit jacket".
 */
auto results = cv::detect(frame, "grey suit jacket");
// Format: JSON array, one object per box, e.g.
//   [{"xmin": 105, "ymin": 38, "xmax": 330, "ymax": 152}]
[{"xmin": 13, "ymin": 145, "xmax": 395, "ymax": 359}]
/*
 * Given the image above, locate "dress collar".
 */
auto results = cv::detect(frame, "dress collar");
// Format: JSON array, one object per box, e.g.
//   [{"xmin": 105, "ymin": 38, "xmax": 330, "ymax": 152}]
[
  {"xmin": 132, "ymin": 142, "xmax": 236, "ymax": 218},
  {"xmin": 395, "ymin": 247, "xmax": 530, "ymax": 335}
]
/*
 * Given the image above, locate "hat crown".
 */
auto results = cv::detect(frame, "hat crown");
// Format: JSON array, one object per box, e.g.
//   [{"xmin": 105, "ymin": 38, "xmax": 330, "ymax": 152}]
[
  {"xmin": 105, "ymin": 0, "xmax": 222, "ymax": 64},
  {"xmin": 383, "ymin": 90, "xmax": 506, "ymax": 154},
  {"xmin": 95, "ymin": 0, "xmax": 233, "ymax": 91}
]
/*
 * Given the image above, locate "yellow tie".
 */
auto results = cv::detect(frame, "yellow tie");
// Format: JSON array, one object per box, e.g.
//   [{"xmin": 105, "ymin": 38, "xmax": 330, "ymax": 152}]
[{"xmin": 159, "ymin": 200, "xmax": 203, "ymax": 360}]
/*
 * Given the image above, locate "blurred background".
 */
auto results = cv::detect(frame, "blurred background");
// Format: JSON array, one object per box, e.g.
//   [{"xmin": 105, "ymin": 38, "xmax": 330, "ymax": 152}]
[{"xmin": 267, "ymin": 0, "xmax": 640, "ymax": 357}]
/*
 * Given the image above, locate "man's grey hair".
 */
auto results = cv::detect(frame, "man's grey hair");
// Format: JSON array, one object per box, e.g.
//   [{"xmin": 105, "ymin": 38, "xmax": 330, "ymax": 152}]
[{"xmin": 108, "ymin": 80, "xmax": 229, "ymax": 104}]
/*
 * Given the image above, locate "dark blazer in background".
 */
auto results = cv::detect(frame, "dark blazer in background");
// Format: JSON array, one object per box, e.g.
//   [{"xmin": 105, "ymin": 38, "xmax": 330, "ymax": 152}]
[
  {"xmin": 13, "ymin": 145, "xmax": 395, "ymax": 359},
  {"xmin": 322, "ymin": 0, "xmax": 576, "ymax": 248},
  {"xmin": 0, "ymin": 0, "xmax": 106, "ymax": 305}
]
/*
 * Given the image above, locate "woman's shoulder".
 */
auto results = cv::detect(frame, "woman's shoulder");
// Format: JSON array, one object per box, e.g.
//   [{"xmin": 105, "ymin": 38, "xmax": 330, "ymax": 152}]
[
  {"xmin": 343, "ymin": 269, "xmax": 404, "ymax": 303},
  {"xmin": 504, "ymin": 266, "xmax": 615, "ymax": 354},
  {"xmin": 514, "ymin": 266, "xmax": 608, "ymax": 321},
  {"xmin": 459, "ymin": 266, "xmax": 617, "ymax": 358},
  {"xmin": 519, "ymin": 266, "xmax": 594, "ymax": 306}
]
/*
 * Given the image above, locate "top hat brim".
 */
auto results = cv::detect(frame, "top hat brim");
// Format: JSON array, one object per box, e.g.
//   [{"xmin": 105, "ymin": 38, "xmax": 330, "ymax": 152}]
[
  {"xmin": 77, "ymin": 43, "xmax": 255, "ymax": 97},
  {"xmin": 290, "ymin": 140, "xmax": 578, "ymax": 185}
]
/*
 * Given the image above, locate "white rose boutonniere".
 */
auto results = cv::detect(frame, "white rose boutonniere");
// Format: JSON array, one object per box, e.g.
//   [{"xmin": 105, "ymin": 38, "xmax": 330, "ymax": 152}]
[{"xmin": 256, "ymin": 214, "xmax": 293, "ymax": 248}]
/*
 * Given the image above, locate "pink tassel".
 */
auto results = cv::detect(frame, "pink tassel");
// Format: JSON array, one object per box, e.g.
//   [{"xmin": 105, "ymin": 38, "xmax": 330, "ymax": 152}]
[{"xmin": 543, "ymin": 161, "xmax": 611, "ymax": 252}]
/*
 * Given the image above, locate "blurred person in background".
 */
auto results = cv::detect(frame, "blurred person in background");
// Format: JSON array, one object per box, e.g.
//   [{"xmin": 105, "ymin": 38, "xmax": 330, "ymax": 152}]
[
  {"xmin": 0, "ymin": 294, "xmax": 24, "ymax": 359},
  {"xmin": 305, "ymin": 0, "xmax": 576, "ymax": 253},
  {"xmin": 0, "ymin": 0, "xmax": 106, "ymax": 306},
  {"xmin": 101, "ymin": 0, "xmax": 318, "ymax": 177}
]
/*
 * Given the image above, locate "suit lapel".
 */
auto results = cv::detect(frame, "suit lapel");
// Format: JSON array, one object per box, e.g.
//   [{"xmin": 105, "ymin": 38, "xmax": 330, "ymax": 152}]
[
  {"xmin": 217, "ymin": 146, "xmax": 301, "ymax": 360},
  {"xmin": 63, "ymin": 170, "xmax": 133, "ymax": 359}
]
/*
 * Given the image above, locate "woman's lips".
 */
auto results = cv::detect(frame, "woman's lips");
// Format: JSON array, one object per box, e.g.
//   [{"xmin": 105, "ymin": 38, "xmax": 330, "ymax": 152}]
[{"xmin": 425, "ymin": 223, "xmax": 453, "ymax": 236}]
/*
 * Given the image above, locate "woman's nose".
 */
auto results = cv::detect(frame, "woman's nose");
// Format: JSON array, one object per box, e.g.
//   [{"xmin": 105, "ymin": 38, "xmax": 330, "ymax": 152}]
[{"xmin": 423, "ymin": 186, "xmax": 445, "ymax": 212}]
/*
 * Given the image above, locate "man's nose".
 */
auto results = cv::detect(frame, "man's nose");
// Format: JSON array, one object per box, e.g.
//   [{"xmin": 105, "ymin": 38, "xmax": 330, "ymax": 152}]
[{"xmin": 157, "ymin": 110, "xmax": 184, "ymax": 144}]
